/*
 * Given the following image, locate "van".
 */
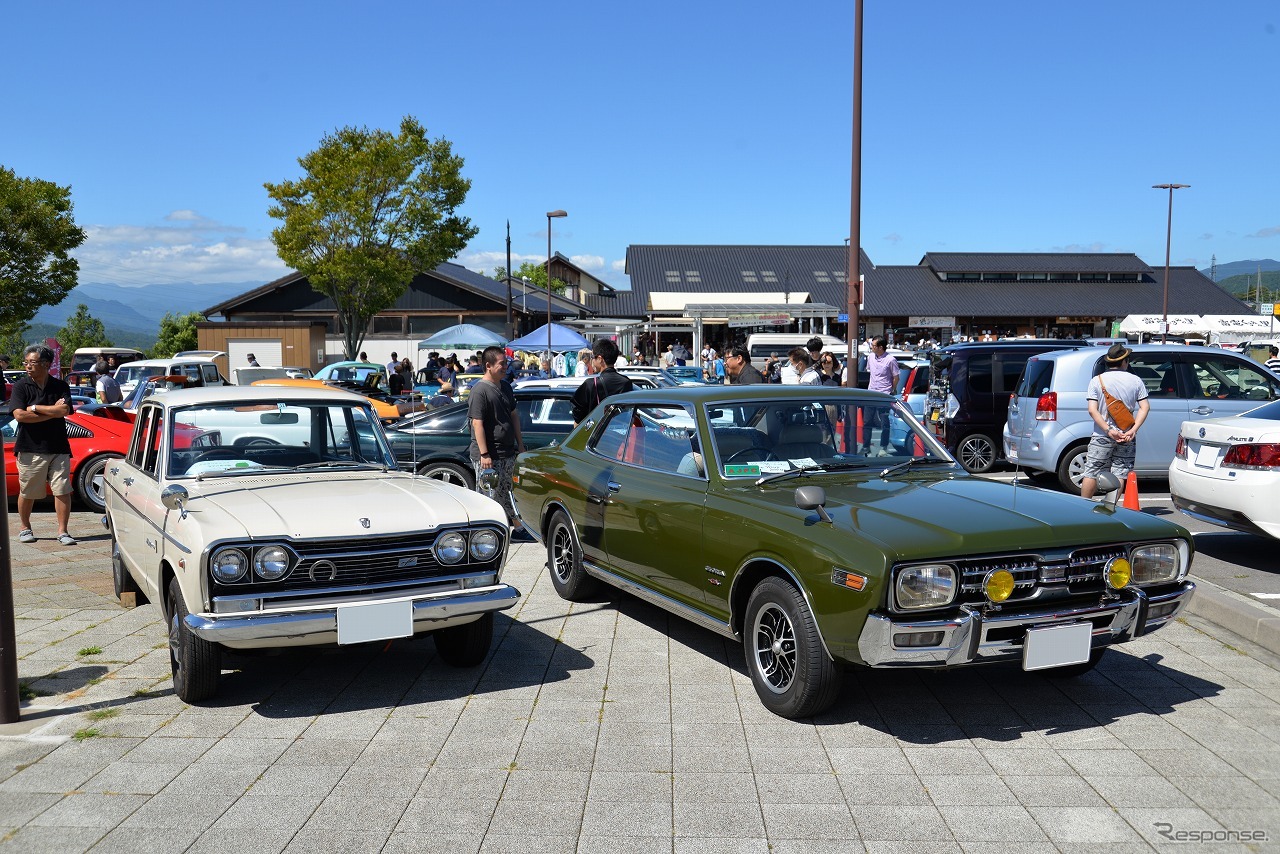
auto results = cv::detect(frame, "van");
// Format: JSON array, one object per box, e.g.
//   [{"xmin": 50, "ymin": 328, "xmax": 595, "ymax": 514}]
[
  {"xmin": 745, "ymin": 333, "xmax": 846, "ymax": 366},
  {"xmin": 113, "ymin": 353, "xmax": 228, "ymax": 395},
  {"xmin": 69, "ymin": 347, "xmax": 145, "ymax": 374}
]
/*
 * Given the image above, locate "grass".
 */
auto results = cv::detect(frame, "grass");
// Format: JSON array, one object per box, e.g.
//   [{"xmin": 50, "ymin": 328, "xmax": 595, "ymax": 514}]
[
  {"xmin": 18, "ymin": 682, "xmax": 52, "ymax": 702},
  {"xmin": 72, "ymin": 727, "xmax": 101, "ymax": 741},
  {"xmin": 87, "ymin": 708, "xmax": 120, "ymax": 722},
  {"xmin": 77, "ymin": 646, "xmax": 104, "ymax": 657}
]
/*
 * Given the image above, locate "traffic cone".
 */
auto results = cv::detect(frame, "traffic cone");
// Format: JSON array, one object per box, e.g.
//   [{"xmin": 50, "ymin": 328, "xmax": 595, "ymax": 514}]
[{"xmin": 1122, "ymin": 471, "xmax": 1140, "ymax": 510}]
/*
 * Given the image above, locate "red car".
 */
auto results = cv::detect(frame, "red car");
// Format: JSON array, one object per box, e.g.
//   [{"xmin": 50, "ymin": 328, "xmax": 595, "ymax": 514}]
[{"xmin": 3, "ymin": 409, "xmax": 135, "ymax": 513}]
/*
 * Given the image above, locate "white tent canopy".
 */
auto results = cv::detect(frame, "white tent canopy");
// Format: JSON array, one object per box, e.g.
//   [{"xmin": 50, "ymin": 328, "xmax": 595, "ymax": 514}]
[
  {"xmin": 1117, "ymin": 313, "xmax": 1277, "ymax": 343},
  {"xmin": 1116, "ymin": 314, "xmax": 1202, "ymax": 334}
]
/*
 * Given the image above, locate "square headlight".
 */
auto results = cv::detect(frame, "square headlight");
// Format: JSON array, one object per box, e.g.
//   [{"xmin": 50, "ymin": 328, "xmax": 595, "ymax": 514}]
[
  {"xmin": 1129, "ymin": 543, "xmax": 1182, "ymax": 586},
  {"xmin": 894, "ymin": 564, "xmax": 957, "ymax": 611}
]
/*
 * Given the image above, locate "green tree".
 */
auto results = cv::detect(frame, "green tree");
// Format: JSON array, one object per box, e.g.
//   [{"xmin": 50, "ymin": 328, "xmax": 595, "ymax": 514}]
[
  {"xmin": 56, "ymin": 303, "xmax": 111, "ymax": 368},
  {"xmin": 265, "ymin": 116, "xmax": 478, "ymax": 359},
  {"xmin": 491, "ymin": 261, "xmax": 567, "ymax": 297},
  {"xmin": 152, "ymin": 311, "xmax": 203, "ymax": 357},
  {"xmin": 0, "ymin": 166, "xmax": 87, "ymax": 329},
  {"xmin": 0, "ymin": 319, "xmax": 33, "ymax": 361}
]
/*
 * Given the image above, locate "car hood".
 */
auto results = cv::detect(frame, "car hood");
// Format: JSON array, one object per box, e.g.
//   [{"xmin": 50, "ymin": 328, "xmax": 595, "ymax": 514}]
[
  {"xmin": 182, "ymin": 471, "xmax": 503, "ymax": 539},
  {"xmin": 744, "ymin": 472, "xmax": 1185, "ymax": 560}
]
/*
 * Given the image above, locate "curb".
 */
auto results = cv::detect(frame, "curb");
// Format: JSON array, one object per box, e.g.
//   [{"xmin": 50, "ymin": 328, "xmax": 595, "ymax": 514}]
[{"xmin": 1184, "ymin": 576, "xmax": 1280, "ymax": 657}]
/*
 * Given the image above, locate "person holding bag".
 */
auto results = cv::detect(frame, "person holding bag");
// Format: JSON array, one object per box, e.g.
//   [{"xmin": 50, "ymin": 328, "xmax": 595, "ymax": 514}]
[{"xmin": 1080, "ymin": 343, "xmax": 1149, "ymax": 499}]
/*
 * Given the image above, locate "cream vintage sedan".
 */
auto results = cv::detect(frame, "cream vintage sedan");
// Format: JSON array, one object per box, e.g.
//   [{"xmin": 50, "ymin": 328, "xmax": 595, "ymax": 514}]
[{"xmin": 104, "ymin": 385, "xmax": 519, "ymax": 702}]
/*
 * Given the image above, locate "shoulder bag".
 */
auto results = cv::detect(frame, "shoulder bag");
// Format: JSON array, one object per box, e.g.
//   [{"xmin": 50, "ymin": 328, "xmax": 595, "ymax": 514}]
[{"xmin": 1098, "ymin": 376, "xmax": 1135, "ymax": 431}]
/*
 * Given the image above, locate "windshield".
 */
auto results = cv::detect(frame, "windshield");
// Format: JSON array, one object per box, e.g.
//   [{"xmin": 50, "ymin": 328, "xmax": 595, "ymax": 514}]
[
  {"xmin": 702, "ymin": 397, "xmax": 952, "ymax": 479},
  {"xmin": 318, "ymin": 364, "xmax": 382, "ymax": 383},
  {"xmin": 116, "ymin": 365, "xmax": 169, "ymax": 386},
  {"xmin": 167, "ymin": 401, "xmax": 394, "ymax": 478}
]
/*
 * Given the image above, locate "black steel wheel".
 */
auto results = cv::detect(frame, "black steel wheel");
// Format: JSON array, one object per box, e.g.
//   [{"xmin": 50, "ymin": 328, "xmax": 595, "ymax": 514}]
[
  {"xmin": 433, "ymin": 613, "xmax": 493, "ymax": 667},
  {"xmin": 956, "ymin": 433, "xmax": 997, "ymax": 474},
  {"xmin": 743, "ymin": 577, "xmax": 840, "ymax": 719},
  {"xmin": 167, "ymin": 576, "xmax": 221, "ymax": 703},
  {"xmin": 546, "ymin": 509, "xmax": 599, "ymax": 601}
]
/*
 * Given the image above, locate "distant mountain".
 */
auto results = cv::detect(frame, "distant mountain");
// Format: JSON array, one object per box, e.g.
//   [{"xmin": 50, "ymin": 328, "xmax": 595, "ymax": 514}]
[
  {"xmin": 1215, "ymin": 270, "xmax": 1280, "ymax": 301},
  {"xmin": 1200, "ymin": 258, "xmax": 1280, "ymax": 281},
  {"xmin": 32, "ymin": 281, "xmax": 259, "ymax": 333}
]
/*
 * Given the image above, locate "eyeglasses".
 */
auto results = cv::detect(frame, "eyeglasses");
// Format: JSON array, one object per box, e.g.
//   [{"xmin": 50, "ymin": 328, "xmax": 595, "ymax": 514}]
[{"xmin": 23, "ymin": 360, "xmax": 44, "ymax": 366}]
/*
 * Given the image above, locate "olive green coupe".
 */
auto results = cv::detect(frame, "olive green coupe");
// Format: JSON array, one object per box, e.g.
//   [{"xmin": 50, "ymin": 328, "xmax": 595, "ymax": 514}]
[{"xmin": 511, "ymin": 386, "xmax": 1196, "ymax": 718}]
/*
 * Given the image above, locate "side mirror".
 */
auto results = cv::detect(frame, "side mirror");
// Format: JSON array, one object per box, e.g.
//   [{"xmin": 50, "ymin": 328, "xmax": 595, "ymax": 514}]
[
  {"xmin": 161, "ymin": 484, "xmax": 189, "ymax": 519},
  {"xmin": 1093, "ymin": 470, "xmax": 1122, "ymax": 509},
  {"xmin": 795, "ymin": 485, "xmax": 833, "ymax": 524}
]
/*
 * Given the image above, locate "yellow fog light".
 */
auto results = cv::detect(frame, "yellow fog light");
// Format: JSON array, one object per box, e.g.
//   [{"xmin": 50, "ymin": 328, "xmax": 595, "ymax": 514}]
[
  {"xmin": 984, "ymin": 569, "xmax": 1015, "ymax": 603},
  {"xmin": 1106, "ymin": 557, "xmax": 1132, "ymax": 589}
]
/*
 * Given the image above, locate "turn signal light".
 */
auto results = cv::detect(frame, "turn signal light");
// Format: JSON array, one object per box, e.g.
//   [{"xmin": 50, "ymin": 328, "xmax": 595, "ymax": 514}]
[
  {"xmin": 1035, "ymin": 392, "xmax": 1057, "ymax": 421},
  {"xmin": 1222, "ymin": 443, "xmax": 1280, "ymax": 470},
  {"xmin": 984, "ymin": 569, "xmax": 1015, "ymax": 603}
]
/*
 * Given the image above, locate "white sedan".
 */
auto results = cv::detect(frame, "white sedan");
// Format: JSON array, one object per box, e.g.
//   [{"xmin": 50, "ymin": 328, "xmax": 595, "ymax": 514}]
[{"xmin": 1170, "ymin": 399, "xmax": 1280, "ymax": 539}]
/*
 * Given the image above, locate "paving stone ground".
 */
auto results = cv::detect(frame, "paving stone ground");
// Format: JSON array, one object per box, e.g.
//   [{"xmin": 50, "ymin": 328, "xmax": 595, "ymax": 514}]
[{"xmin": 3, "ymin": 506, "xmax": 1280, "ymax": 853}]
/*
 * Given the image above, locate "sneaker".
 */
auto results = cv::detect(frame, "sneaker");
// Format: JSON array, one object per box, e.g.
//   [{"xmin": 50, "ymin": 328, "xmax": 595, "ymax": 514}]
[
  {"xmin": 19, "ymin": 529, "xmax": 36, "ymax": 544},
  {"xmin": 57, "ymin": 533, "xmax": 77, "ymax": 546},
  {"xmin": 875, "ymin": 447, "xmax": 893, "ymax": 458}
]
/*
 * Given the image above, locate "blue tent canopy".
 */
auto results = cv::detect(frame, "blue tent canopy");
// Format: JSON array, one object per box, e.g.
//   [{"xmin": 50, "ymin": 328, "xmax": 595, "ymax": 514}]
[
  {"xmin": 506, "ymin": 323, "xmax": 590, "ymax": 352},
  {"xmin": 416, "ymin": 323, "xmax": 506, "ymax": 350}
]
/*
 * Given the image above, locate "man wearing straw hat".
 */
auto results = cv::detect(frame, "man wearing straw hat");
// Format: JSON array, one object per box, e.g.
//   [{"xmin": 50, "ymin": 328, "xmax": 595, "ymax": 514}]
[{"xmin": 1080, "ymin": 343, "xmax": 1149, "ymax": 500}]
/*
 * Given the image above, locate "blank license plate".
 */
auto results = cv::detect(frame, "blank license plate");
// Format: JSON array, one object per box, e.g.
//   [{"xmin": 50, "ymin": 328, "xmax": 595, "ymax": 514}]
[
  {"xmin": 337, "ymin": 600, "xmax": 413, "ymax": 645},
  {"xmin": 1022, "ymin": 622, "xmax": 1092, "ymax": 671},
  {"xmin": 1193, "ymin": 443, "xmax": 1220, "ymax": 469}
]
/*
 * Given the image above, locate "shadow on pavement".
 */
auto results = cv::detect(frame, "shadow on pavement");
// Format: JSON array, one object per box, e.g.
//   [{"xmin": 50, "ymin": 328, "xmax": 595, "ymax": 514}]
[{"xmin": 1193, "ymin": 531, "xmax": 1278, "ymax": 574}]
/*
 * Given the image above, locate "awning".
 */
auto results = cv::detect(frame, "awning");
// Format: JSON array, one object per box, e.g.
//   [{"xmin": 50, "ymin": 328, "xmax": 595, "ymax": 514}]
[{"xmin": 1116, "ymin": 314, "xmax": 1203, "ymax": 334}]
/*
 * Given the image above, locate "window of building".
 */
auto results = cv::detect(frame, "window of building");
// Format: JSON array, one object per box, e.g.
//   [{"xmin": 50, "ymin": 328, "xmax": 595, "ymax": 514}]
[{"xmin": 372, "ymin": 316, "xmax": 404, "ymax": 334}]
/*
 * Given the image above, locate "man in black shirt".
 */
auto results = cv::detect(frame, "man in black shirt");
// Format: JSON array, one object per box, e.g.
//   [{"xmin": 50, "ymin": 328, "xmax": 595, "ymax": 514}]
[
  {"xmin": 571, "ymin": 339, "xmax": 635, "ymax": 424},
  {"xmin": 11, "ymin": 345, "xmax": 76, "ymax": 545},
  {"xmin": 468, "ymin": 346, "xmax": 533, "ymax": 542},
  {"xmin": 724, "ymin": 346, "xmax": 766, "ymax": 385}
]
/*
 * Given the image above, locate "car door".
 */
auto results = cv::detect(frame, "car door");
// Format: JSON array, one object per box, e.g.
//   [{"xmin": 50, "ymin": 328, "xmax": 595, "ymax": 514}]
[
  {"xmin": 587, "ymin": 403, "xmax": 708, "ymax": 608},
  {"xmin": 1183, "ymin": 351, "xmax": 1280, "ymax": 424},
  {"xmin": 110, "ymin": 404, "xmax": 165, "ymax": 598}
]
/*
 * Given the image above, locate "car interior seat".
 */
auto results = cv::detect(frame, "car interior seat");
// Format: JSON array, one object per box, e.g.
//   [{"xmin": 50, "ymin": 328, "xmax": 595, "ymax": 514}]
[{"xmin": 773, "ymin": 423, "xmax": 834, "ymax": 460}]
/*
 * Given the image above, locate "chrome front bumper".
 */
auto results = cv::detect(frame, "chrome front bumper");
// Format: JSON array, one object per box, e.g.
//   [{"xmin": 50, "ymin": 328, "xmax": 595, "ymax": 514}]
[
  {"xmin": 857, "ymin": 582, "xmax": 1195, "ymax": 668},
  {"xmin": 185, "ymin": 584, "xmax": 520, "ymax": 647}
]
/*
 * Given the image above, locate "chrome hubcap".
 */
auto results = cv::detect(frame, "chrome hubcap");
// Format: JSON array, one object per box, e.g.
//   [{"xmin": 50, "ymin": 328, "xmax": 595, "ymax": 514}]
[
  {"xmin": 427, "ymin": 468, "xmax": 467, "ymax": 487},
  {"xmin": 960, "ymin": 437, "xmax": 993, "ymax": 470},
  {"xmin": 551, "ymin": 526, "xmax": 573, "ymax": 582},
  {"xmin": 753, "ymin": 604, "xmax": 796, "ymax": 694}
]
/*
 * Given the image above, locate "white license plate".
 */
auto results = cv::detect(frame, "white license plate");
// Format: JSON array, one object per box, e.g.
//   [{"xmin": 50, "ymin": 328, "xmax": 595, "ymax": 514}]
[
  {"xmin": 1193, "ymin": 443, "xmax": 1220, "ymax": 469},
  {"xmin": 337, "ymin": 600, "xmax": 413, "ymax": 645},
  {"xmin": 1022, "ymin": 622, "xmax": 1092, "ymax": 671}
]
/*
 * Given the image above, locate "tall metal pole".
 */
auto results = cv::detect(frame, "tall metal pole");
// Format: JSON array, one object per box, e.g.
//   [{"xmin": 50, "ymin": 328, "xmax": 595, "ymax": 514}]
[
  {"xmin": 1, "ymin": 442, "xmax": 18, "ymax": 724},
  {"xmin": 505, "ymin": 220, "xmax": 514, "ymax": 340},
  {"xmin": 546, "ymin": 210, "xmax": 568, "ymax": 365},
  {"xmin": 1153, "ymin": 183, "xmax": 1189, "ymax": 344},
  {"xmin": 845, "ymin": 0, "xmax": 863, "ymax": 387}
]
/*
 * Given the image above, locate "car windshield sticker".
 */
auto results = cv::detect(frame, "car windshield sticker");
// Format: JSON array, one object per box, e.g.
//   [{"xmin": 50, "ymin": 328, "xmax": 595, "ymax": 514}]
[
  {"xmin": 723, "ymin": 464, "xmax": 761, "ymax": 477},
  {"xmin": 788, "ymin": 457, "xmax": 819, "ymax": 468},
  {"xmin": 756, "ymin": 460, "xmax": 791, "ymax": 473}
]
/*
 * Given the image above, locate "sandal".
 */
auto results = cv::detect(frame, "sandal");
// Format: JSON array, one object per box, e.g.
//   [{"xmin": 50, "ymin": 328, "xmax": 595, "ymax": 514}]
[
  {"xmin": 19, "ymin": 529, "xmax": 36, "ymax": 544},
  {"xmin": 57, "ymin": 533, "xmax": 77, "ymax": 546}
]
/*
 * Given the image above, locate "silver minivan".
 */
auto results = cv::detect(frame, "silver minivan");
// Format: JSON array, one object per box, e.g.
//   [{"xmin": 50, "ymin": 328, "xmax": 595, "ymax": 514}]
[{"xmin": 1004, "ymin": 344, "xmax": 1280, "ymax": 492}]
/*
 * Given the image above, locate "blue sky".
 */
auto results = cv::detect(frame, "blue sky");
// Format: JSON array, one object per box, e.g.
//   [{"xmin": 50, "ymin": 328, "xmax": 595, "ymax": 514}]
[{"xmin": 3, "ymin": 1, "xmax": 1278, "ymax": 293}]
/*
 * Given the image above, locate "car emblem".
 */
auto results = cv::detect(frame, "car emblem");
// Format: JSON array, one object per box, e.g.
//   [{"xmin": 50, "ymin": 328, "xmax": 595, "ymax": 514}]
[
  {"xmin": 1198, "ymin": 427, "xmax": 1205, "ymax": 438},
  {"xmin": 360, "ymin": 518, "xmax": 371, "ymax": 528}
]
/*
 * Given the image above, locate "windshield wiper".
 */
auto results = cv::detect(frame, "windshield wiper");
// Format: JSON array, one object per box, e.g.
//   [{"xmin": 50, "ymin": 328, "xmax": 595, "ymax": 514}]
[
  {"xmin": 879, "ymin": 457, "xmax": 953, "ymax": 479},
  {"xmin": 756, "ymin": 461, "xmax": 868, "ymax": 486},
  {"xmin": 294, "ymin": 460, "xmax": 387, "ymax": 471}
]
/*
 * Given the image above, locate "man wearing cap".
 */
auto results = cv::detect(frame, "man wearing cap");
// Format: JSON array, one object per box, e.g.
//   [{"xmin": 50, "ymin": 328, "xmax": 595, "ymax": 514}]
[{"xmin": 1081, "ymin": 343, "xmax": 1149, "ymax": 500}]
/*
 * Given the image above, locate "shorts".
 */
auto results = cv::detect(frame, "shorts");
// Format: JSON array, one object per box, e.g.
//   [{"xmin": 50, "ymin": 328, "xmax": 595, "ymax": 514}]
[
  {"xmin": 1081, "ymin": 435, "xmax": 1136, "ymax": 479},
  {"xmin": 16, "ymin": 452, "xmax": 73, "ymax": 499}
]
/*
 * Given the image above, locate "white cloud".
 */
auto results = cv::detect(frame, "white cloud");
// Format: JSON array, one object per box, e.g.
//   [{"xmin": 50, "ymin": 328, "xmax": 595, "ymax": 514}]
[
  {"xmin": 456, "ymin": 249, "xmax": 544, "ymax": 276},
  {"xmin": 611, "ymin": 259, "xmax": 627, "ymax": 272},
  {"xmin": 73, "ymin": 214, "xmax": 287, "ymax": 286},
  {"xmin": 883, "ymin": 233, "xmax": 902, "ymax": 245},
  {"xmin": 569, "ymin": 254, "xmax": 605, "ymax": 273},
  {"xmin": 1246, "ymin": 225, "xmax": 1280, "ymax": 239},
  {"xmin": 1049, "ymin": 241, "xmax": 1109, "ymax": 253},
  {"xmin": 1199, "ymin": 232, "xmax": 1213, "ymax": 240}
]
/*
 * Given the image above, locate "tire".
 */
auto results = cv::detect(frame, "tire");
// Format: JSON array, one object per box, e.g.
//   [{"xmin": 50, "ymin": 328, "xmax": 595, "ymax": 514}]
[
  {"xmin": 166, "ymin": 576, "xmax": 221, "ymax": 703},
  {"xmin": 75, "ymin": 453, "xmax": 121, "ymax": 513},
  {"xmin": 1041, "ymin": 647, "xmax": 1107, "ymax": 678},
  {"xmin": 433, "ymin": 612, "xmax": 493, "ymax": 667},
  {"xmin": 109, "ymin": 523, "xmax": 149, "ymax": 605},
  {"xmin": 743, "ymin": 578, "xmax": 840, "ymax": 719},
  {"xmin": 545, "ymin": 509, "xmax": 599, "ymax": 601},
  {"xmin": 418, "ymin": 460, "xmax": 474, "ymax": 489},
  {"xmin": 955, "ymin": 433, "xmax": 997, "ymax": 474},
  {"xmin": 1056, "ymin": 444, "xmax": 1088, "ymax": 494}
]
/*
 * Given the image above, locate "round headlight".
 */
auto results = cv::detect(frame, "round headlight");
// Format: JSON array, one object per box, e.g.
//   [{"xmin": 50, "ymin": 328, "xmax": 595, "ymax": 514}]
[
  {"xmin": 435, "ymin": 531, "xmax": 466, "ymax": 565},
  {"xmin": 1106, "ymin": 557, "xmax": 1132, "ymax": 590},
  {"xmin": 255, "ymin": 545, "xmax": 291, "ymax": 581},
  {"xmin": 984, "ymin": 569, "xmax": 1015, "ymax": 603},
  {"xmin": 895, "ymin": 564, "xmax": 956, "ymax": 610},
  {"xmin": 210, "ymin": 548, "xmax": 248, "ymax": 583},
  {"xmin": 469, "ymin": 530, "xmax": 500, "ymax": 561}
]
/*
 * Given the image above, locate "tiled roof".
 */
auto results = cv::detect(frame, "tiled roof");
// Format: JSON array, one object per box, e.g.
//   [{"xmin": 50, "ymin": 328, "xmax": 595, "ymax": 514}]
[{"xmin": 921, "ymin": 252, "xmax": 1154, "ymax": 275}]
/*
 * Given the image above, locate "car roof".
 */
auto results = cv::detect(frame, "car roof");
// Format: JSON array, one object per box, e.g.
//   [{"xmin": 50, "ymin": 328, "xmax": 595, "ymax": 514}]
[
  {"xmin": 139, "ymin": 385, "xmax": 371, "ymax": 408},
  {"xmin": 589, "ymin": 385, "xmax": 892, "ymax": 404},
  {"xmin": 119, "ymin": 356, "xmax": 220, "ymax": 368}
]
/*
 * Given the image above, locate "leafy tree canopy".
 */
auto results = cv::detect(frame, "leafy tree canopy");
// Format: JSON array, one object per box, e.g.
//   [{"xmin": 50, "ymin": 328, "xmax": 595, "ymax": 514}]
[
  {"xmin": 152, "ymin": 311, "xmax": 203, "ymax": 357},
  {"xmin": 0, "ymin": 319, "xmax": 33, "ymax": 362},
  {"xmin": 265, "ymin": 116, "xmax": 478, "ymax": 359},
  {"xmin": 56, "ymin": 303, "xmax": 111, "ymax": 367},
  {"xmin": 0, "ymin": 166, "xmax": 87, "ymax": 329},
  {"xmin": 491, "ymin": 261, "xmax": 567, "ymax": 297}
]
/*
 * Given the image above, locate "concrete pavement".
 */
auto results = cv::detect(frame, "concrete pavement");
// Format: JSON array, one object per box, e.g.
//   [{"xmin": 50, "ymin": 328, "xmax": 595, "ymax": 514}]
[{"xmin": 3, "ymin": 505, "xmax": 1280, "ymax": 853}]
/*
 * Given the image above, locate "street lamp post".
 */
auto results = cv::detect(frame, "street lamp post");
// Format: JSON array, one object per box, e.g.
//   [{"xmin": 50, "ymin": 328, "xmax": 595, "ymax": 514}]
[
  {"xmin": 546, "ymin": 209, "xmax": 568, "ymax": 365},
  {"xmin": 1152, "ymin": 183, "xmax": 1190, "ymax": 344}
]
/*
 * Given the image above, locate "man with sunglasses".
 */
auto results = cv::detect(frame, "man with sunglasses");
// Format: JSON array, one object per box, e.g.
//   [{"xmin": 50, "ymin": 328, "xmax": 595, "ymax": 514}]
[{"xmin": 10, "ymin": 345, "xmax": 76, "ymax": 545}]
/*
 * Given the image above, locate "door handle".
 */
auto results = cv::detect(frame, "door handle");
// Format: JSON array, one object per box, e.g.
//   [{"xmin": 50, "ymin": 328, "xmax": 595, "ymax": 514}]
[
  {"xmin": 607, "ymin": 481, "xmax": 622, "ymax": 493},
  {"xmin": 1191, "ymin": 406, "xmax": 1214, "ymax": 415}
]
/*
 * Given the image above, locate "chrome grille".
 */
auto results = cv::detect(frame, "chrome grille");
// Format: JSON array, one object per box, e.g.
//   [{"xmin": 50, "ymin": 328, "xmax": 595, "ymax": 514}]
[{"xmin": 953, "ymin": 544, "xmax": 1128, "ymax": 605}]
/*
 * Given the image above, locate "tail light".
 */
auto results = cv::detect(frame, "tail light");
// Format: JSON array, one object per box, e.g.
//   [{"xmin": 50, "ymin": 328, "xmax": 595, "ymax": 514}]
[
  {"xmin": 1034, "ymin": 392, "xmax": 1057, "ymax": 421},
  {"xmin": 1174, "ymin": 434, "xmax": 1186, "ymax": 459},
  {"xmin": 1222, "ymin": 443, "xmax": 1280, "ymax": 470}
]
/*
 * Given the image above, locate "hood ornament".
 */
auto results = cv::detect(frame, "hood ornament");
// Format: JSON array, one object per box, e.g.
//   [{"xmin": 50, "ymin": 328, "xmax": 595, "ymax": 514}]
[{"xmin": 359, "ymin": 518, "xmax": 371, "ymax": 529}]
